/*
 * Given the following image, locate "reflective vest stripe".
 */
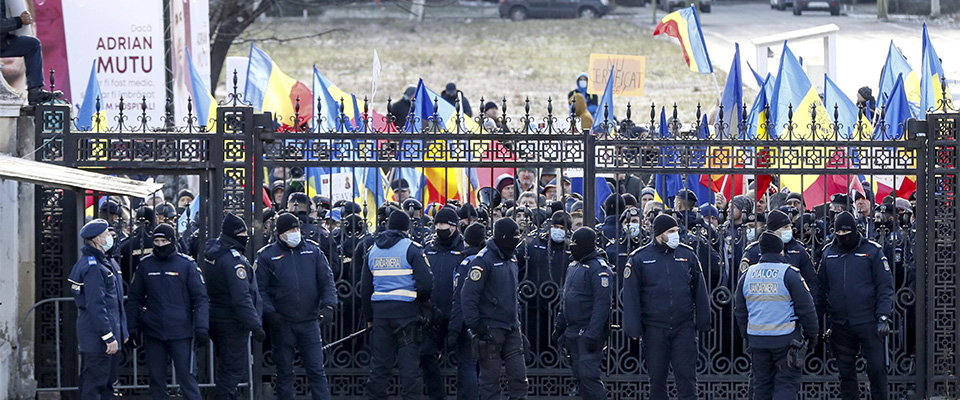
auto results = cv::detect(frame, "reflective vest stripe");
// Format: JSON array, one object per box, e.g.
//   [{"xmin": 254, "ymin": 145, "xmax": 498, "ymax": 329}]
[
  {"xmin": 744, "ymin": 294, "xmax": 792, "ymax": 302},
  {"xmin": 372, "ymin": 269, "xmax": 413, "ymax": 276},
  {"xmin": 372, "ymin": 289, "xmax": 418, "ymax": 299},
  {"xmin": 747, "ymin": 321, "xmax": 797, "ymax": 332},
  {"xmin": 743, "ymin": 262, "xmax": 796, "ymax": 337}
]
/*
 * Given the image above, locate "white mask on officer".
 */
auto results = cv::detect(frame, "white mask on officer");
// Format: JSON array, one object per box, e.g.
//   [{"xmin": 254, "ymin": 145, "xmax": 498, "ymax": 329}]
[
  {"xmin": 665, "ymin": 232, "xmax": 680, "ymax": 249},
  {"xmin": 745, "ymin": 228, "xmax": 756, "ymax": 242},
  {"xmin": 780, "ymin": 229, "xmax": 793, "ymax": 243},
  {"xmin": 284, "ymin": 231, "xmax": 302, "ymax": 247},
  {"xmin": 549, "ymin": 228, "xmax": 566, "ymax": 243},
  {"xmin": 628, "ymin": 223, "xmax": 641, "ymax": 239},
  {"xmin": 100, "ymin": 234, "xmax": 114, "ymax": 252}
]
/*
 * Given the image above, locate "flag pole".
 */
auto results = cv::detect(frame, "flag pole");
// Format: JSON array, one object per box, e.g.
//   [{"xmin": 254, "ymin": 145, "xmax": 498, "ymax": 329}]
[{"xmin": 710, "ymin": 71, "xmax": 722, "ymax": 105}]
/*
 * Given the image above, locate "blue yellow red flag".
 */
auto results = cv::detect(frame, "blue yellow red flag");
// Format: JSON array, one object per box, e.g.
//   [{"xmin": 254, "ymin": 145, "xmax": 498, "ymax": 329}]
[{"xmin": 653, "ymin": 6, "xmax": 713, "ymax": 74}]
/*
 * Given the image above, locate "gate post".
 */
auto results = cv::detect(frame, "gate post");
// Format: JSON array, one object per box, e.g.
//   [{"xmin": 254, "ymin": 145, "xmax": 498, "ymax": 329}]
[
  {"xmin": 583, "ymin": 131, "xmax": 597, "ymax": 228},
  {"xmin": 909, "ymin": 117, "xmax": 928, "ymax": 398}
]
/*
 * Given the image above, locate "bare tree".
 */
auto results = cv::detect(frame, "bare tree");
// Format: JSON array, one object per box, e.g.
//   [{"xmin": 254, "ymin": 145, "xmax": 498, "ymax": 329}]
[{"xmin": 208, "ymin": 0, "xmax": 279, "ymax": 95}]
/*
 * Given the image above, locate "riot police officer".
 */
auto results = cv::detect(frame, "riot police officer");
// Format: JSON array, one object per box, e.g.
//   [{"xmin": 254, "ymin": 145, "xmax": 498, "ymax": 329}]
[
  {"xmin": 420, "ymin": 206, "xmax": 466, "ymax": 400},
  {"xmin": 461, "ymin": 218, "xmax": 528, "ymax": 400},
  {"xmin": 604, "ymin": 208, "xmax": 643, "ymax": 273},
  {"xmin": 404, "ymin": 198, "xmax": 431, "ymax": 244},
  {"xmin": 288, "ymin": 192, "xmax": 342, "ymax": 279},
  {"xmin": 69, "ymin": 219, "xmax": 128, "ymax": 399},
  {"xmin": 119, "ymin": 206, "xmax": 157, "ymax": 281},
  {"xmin": 359, "ymin": 211, "xmax": 434, "ymax": 400},
  {"xmin": 554, "ymin": 227, "xmax": 613, "ymax": 400},
  {"xmin": 448, "ymin": 222, "xmax": 487, "ymax": 400},
  {"xmin": 596, "ymin": 193, "xmax": 626, "ymax": 245},
  {"xmin": 622, "ymin": 214, "xmax": 710, "ymax": 400},
  {"xmin": 98, "ymin": 199, "xmax": 127, "ymax": 241},
  {"xmin": 741, "ymin": 210, "xmax": 819, "ymax": 299},
  {"xmin": 735, "ymin": 231, "xmax": 818, "ymax": 400},
  {"xmin": 126, "ymin": 223, "xmax": 209, "ymax": 400},
  {"xmin": 255, "ymin": 213, "xmax": 337, "ymax": 400},
  {"xmin": 516, "ymin": 210, "xmax": 573, "ymax": 359},
  {"xmin": 816, "ymin": 212, "xmax": 894, "ymax": 400},
  {"xmin": 202, "ymin": 213, "xmax": 265, "ymax": 400}
]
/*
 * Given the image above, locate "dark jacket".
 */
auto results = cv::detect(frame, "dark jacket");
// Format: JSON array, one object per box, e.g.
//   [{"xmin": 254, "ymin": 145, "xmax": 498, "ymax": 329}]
[
  {"xmin": 734, "ymin": 253, "xmax": 818, "ymax": 349},
  {"xmin": 126, "ymin": 252, "xmax": 209, "ymax": 340},
  {"xmin": 461, "ymin": 239, "xmax": 521, "ymax": 331},
  {"xmin": 448, "ymin": 246, "xmax": 482, "ymax": 337},
  {"xmin": 1, "ymin": 0, "xmax": 23, "ymax": 46},
  {"xmin": 622, "ymin": 241, "xmax": 710, "ymax": 337},
  {"xmin": 202, "ymin": 235, "xmax": 262, "ymax": 330},
  {"xmin": 556, "ymin": 251, "xmax": 613, "ymax": 341},
  {"xmin": 389, "ymin": 98, "xmax": 412, "ymax": 130},
  {"xmin": 118, "ymin": 226, "xmax": 154, "ymax": 283},
  {"xmin": 741, "ymin": 238, "xmax": 819, "ymax": 300},
  {"xmin": 440, "ymin": 92, "xmax": 473, "ymax": 117},
  {"xmin": 69, "ymin": 244, "xmax": 128, "ymax": 353},
  {"xmin": 516, "ymin": 232, "xmax": 572, "ymax": 292},
  {"xmin": 816, "ymin": 237, "xmax": 894, "ymax": 326},
  {"xmin": 359, "ymin": 230, "xmax": 433, "ymax": 320},
  {"xmin": 424, "ymin": 233, "xmax": 466, "ymax": 318},
  {"xmin": 256, "ymin": 238, "xmax": 338, "ymax": 323}
]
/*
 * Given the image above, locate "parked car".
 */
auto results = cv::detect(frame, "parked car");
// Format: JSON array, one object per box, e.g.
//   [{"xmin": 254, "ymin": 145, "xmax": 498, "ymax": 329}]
[
  {"xmin": 771, "ymin": 0, "xmax": 793, "ymax": 11},
  {"xmin": 793, "ymin": 0, "xmax": 840, "ymax": 15},
  {"xmin": 657, "ymin": 0, "xmax": 711, "ymax": 13},
  {"xmin": 499, "ymin": 0, "xmax": 612, "ymax": 20}
]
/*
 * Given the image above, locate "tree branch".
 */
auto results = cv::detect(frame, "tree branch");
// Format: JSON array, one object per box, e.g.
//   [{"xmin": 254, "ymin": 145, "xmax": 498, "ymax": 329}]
[{"xmin": 233, "ymin": 28, "xmax": 348, "ymax": 44}]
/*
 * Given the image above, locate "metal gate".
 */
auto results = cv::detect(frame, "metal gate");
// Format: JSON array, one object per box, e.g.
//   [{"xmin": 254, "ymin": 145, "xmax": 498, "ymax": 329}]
[{"xmin": 29, "ymin": 90, "xmax": 960, "ymax": 398}]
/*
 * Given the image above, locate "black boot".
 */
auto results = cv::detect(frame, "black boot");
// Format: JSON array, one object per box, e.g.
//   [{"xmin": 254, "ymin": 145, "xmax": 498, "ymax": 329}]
[{"xmin": 27, "ymin": 88, "xmax": 63, "ymax": 105}]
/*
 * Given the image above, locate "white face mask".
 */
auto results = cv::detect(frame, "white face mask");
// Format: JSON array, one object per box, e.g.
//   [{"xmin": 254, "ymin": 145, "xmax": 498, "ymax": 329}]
[
  {"xmin": 665, "ymin": 232, "xmax": 680, "ymax": 249},
  {"xmin": 780, "ymin": 229, "xmax": 793, "ymax": 243},
  {"xmin": 284, "ymin": 231, "xmax": 302, "ymax": 247},
  {"xmin": 549, "ymin": 228, "xmax": 566, "ymax": 243},
  {"xmin": 628, "ymin": 223, "xmax": 641, "ymax": 239},
  {"xmin": 578, "ymin": 80, "xmax": 588, "ymax": 89},
  {"xmin": 101, "ymin": 234, "xmax": 114, "ymax": 252},
  {"xmin": 746, "ymin": 228, "xmax": 756, "ymax": 242}
]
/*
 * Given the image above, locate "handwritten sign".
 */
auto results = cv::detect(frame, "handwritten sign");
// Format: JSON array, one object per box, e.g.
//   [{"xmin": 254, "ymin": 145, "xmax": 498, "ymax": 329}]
[{"xmin": 588, "ymin": 54, "xmax": 646, "ymax": 96}]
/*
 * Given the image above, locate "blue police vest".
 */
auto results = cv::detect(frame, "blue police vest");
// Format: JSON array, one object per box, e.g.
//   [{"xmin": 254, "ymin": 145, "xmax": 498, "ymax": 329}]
[
  {"xmin": 369, "ymin": 238, "xmax": 416, "ymax": 302},
  {"xmin": 743, "ymin": 262, "xmax": 796, "ymax": 336}
]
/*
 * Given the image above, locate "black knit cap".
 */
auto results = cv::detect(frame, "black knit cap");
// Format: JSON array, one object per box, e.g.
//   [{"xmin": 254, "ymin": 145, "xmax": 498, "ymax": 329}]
[
  {"xmin": 153, "ymin": 223, "xmax": 177, "ymax": 241},
  {"xmin": 276, "ymin": 213, "xmax": 300, "ymax": 235},
  {"xmin": 551, "ymin": 210, "xmax": 572, "ymax": 230},
  {"xmin": 222, "ymin": 212, "xmax": 247, "ymax": 236},
  {"xmin": 758, "ymin": 231, "xmax": 784, "ymax": 255},
  {"xmin": 653, "ymin": 214, "xmax": 679, "ymax": 237},
  {"xmin": 833, "ymin": 211, "xmax": 857, "ymax": 232},
  {"xmin": 463, "ymin": 222, "xmax": 486, "ymax": 247},
  {"xmin": 388, "ymin": 210, "xmax": 411, "ymax": 231},
  {"xmin": 766, "ymin": 210, "xmax": 791, "ymax": 231},
  {"xmin": 603, "ymin": 193, "xmax": 626, "ymax": 217},
  {"xmin": 435, "ymin": 207, "xmax": 459, "ymax": 226},
  {"xmin": 458, "ymin": 203, "xmax": 479, "ymax": 220}
]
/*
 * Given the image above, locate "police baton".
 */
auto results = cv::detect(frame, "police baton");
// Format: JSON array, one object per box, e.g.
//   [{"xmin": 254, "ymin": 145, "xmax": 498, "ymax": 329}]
[
  {"xmin": 189, "ymin": 338, "xmax": 196, "ymax": 375},
  {"xmin": 606, "ymin": 324, "xmax": 621, "ymax": 378},
  {"xmin": 884, "ymin": 335, "xmax": 890, "ymax": 368},
  {"xmin": 322, "ymin": 328, "xmax": 368, "ymax": 350}
]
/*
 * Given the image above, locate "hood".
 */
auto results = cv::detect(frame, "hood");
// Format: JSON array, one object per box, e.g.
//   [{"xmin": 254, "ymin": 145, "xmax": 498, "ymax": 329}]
[
  {"xmin": 204, "ymin": 234, "xmax": 244, "ymax": 260},
  {"xmin": 576, "ymin": 72, "xmax": 589, "ymax": 84},
  {"xmin": 375, "ymin": 230, "xmax": 407, "ymax": 249}
]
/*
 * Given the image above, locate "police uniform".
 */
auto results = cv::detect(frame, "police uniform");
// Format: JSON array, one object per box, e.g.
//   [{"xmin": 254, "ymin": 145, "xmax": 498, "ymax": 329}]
[
  {"xmin": 555, "ymin": 242, "xmax": 612, "ymax": 400},
  {"xmin": 741, "ymin": 238, "xmax": 819, "ymax": 300},
  {"xmin": 256, "ymin": 220, "xmax": 338, "ymax": 400},
  {"xmin": 460, "ymin": 218, "xmax": 527, "ymax": 400},
  {"xmin": 515, "ymin": 230, "xmax": 571, "ymax": 359},
  {"xmin": 448, "ymin": 244, "xmax": 482, "ymax": 400},
  {"xmin": 421, "ymin": 223, "xmax": 466, "ymax": 400},
  {"xmin": 126, "ymin": 228, "xmax": 209, "ymax": 400},
  {"xmin": 677, "ymin": 211, "xmax": 725, "ymax": 290},
  {"xmin": 68, "ymin": 220, "xmax": 128, "ymax": 400},
  {"xmin": 816, "ymin": 215, "xmax": 894, "ymax": 400},
  {"xmin": 622, "ymin": 227, "xmax": 710, "ymax": 400},
  {"xmin": 359, "ymin": 212, "xmax": 434, "ymax": 400},
  {"xmin": 202, "ymin": 214, "xmax": 263, "ymax": 400},
  {"xmin": 734, "ymin": 233, "xmax": 818, "ymax": 400},
  {"xmin": 118, "ymin": 225, "xmax": 154, "ymax": 282}
]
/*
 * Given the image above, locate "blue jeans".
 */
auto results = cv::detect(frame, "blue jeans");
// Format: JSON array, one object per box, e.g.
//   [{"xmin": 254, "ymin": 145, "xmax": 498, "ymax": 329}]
[
  {"xmin": 272, "ymin": 320, "xmax": 331, "ymax": 400},
  {"xmin": 0, "ymin": 35, "xmax": 44, "ymax": 89}
]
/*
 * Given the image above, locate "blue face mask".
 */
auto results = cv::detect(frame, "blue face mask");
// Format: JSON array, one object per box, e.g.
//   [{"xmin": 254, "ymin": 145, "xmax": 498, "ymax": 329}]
[
  {"xmin": 746, "ymin": 228, "xmax": 756, "ymax": 242},
  {"xmin": 780, "ymin": 229, "xmax": 793, "ymax": 243},
  {"xmin": 550, "ymin": 228, "xmax": 566, "ymax": 243},
  {"xmin": 628, "ymin": 223, "xmax": 641, "ymax": 239},
  {"xmin": 285, "ymin": 231, "xmax": 302, "ymax": 247},
  {"xmin": 666, "ymin": 232, "xmax": 680, "ymax": 249},
  {"xmin": 578, "ymin": 80, "xmax": 588, "ymax": 90},
  {"xmin": 101, "ymin": 235, "xmax": 114, "ymax": 252}
]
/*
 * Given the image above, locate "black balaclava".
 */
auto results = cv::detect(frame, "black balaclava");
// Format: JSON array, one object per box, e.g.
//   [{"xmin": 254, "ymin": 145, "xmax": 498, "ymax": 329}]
[
  {"xmin": 493, "ymin": 218, "xmax": 521, "ymax": 258},
  {"xmin": 222, "ymin": 212, "xmax": 248, "ymax": 248},
  {"xmin": 833, "ymin": 211, "xmax": 860, "ymax": 251},
  {"xmin": 152, "ymin": 223, "xmax": 178, "ymax": 260},
  {"xmin": 570, "ymin": 227, "xmax": 597, "ymax": 262}
]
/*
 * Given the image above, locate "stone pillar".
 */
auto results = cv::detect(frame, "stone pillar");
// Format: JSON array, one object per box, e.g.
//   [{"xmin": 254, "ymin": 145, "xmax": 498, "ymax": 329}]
[{"xmin": 0, "ymin": 70, "xmax": 32, "ymax": 399}]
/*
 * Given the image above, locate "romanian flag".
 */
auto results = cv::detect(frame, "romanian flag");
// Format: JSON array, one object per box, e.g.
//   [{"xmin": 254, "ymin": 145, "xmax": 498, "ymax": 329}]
[
  {"xmin": 877, "ymin": 41, "xmax": 920, "ymax": 118},
  {"xmin": 76, "ymin": 61, "xmax": 108, "ymax": 132},
  {"xmin": 872, "ymin": 175, "xmax": 917, "ymax": 201},
  {"xmin": 823, "ymin": 74, "xmax": 873, "ymax": 140},
  {"xmin": 186, "ymin": 47, "xmax": 217, "ymax": 129},
  {"xmin": 920, "ymin": 24, "xmax": 952, "ymax": 114},
  {"xmin": 769, "ymin": 42, "xmax": 832, "ymax": 140},
  {"xmin": 245, "ymin": 44, "xmax": 312, "ymax": 128},
  {"xmin": 654, "ymin": 6, "xmax": 713, "ymax": 74}
]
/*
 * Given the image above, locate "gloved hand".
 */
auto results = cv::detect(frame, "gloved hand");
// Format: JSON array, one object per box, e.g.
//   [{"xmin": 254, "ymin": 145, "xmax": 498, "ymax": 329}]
[
  {"xmin": 318, "ymin": 306, "xmax": 335, "ymax": 326},
  {"xmin": 805, "ymin": 335, "xmax": 818, "ymax": 349},
  {"xmin": 877, "ymin": 318, "xmax": 892, "ymax": 337},
  {"xmin": 195, "ymin": 330, "xmax": 210, "ymax": 347},
  {"xmin": 551, "ymin": 326, "xmax": 564, "ymax": 344},
  {"xmin": 129, "ymin": 330, "xmax": 142, "ymax": 349},
  {"xmin": 252, "ymin": 327, "xmax": 266, "ymax": 342},
  {"xmin": 584, "ymin": 336, "xmax": 601, "ymax": 353},
  {"xmin": 264, "ymin": 312, "xmax": 283, "ymax": 328},
  {"xmin": 468, "ymin": 324, "xmax": 492, "ymax": 342},
  {"xmin": 446, "ymin": 330, "xmax": 459, "ymax": 349}
]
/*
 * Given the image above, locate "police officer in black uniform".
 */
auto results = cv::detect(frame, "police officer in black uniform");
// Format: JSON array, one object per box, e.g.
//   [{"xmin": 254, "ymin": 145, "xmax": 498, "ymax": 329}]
[
  {"xmin": 289, "ymin": 192, "xmax": 343, "ymax": 279},
  {"xmin": 420, "ymin": 206, "xmax": 466, "ymax": 400},
  {"xmin": 202, "ymin": 213, "xmax": 265, "ymax": 400},
  {"xmin": 604, "ymin": 208, "xmax": 644, "ymax": 274},
  {"xmin": 461, "ymin": 218, "xmax": 528, "ymax": 400},
  {"xmin": 69, "ymin": 219, "xmax": 128, "ymax": 399},
  {"xmin": 554, "ymin": 227, "xmax": 613, "ymax": 400},
  {"xmin": 596, "ymin": 193, "xmax": 626, "ymax": 246},
  {"xmin": 816, "ymin": 212, "xmax": 894, "ymax": 400},
  {"xmin": 359, "ymin": 211, "xmax": 434, "ymax": 400},
  {"xmin": 622, "ymin": 214, "xmax": 710, "ymax": 400},
  {"xmin": 126, "ymin": 223, "xmax": 209, "ymax": 400},
  {"xmin": 741, "ymin": 210, "xmax": 820, "ymax": 299},
  {"xmin": 99, "ymin": 199, "xmax": 127, "ymax": 242},
  {"xmin": 735, "ymin": 231, "xmax": 818, "ymax": 400},
  {"xmin": 256, "ymin": 213, "xmax": 337, "ymax": 400},
  {"xmin": 404, "ymin": 198, "xmax": 431, "ymax": 245},
  {"xmin": 516, "ymin": 210, "xmax": 573, "ymax": 359},
  {"xmin": 119, "ymin": 206, "xmax": 157, "ymax": 282},
  {"xmin": 448, "ymin": 222, "xmax": 486, "ymax": 400}
]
